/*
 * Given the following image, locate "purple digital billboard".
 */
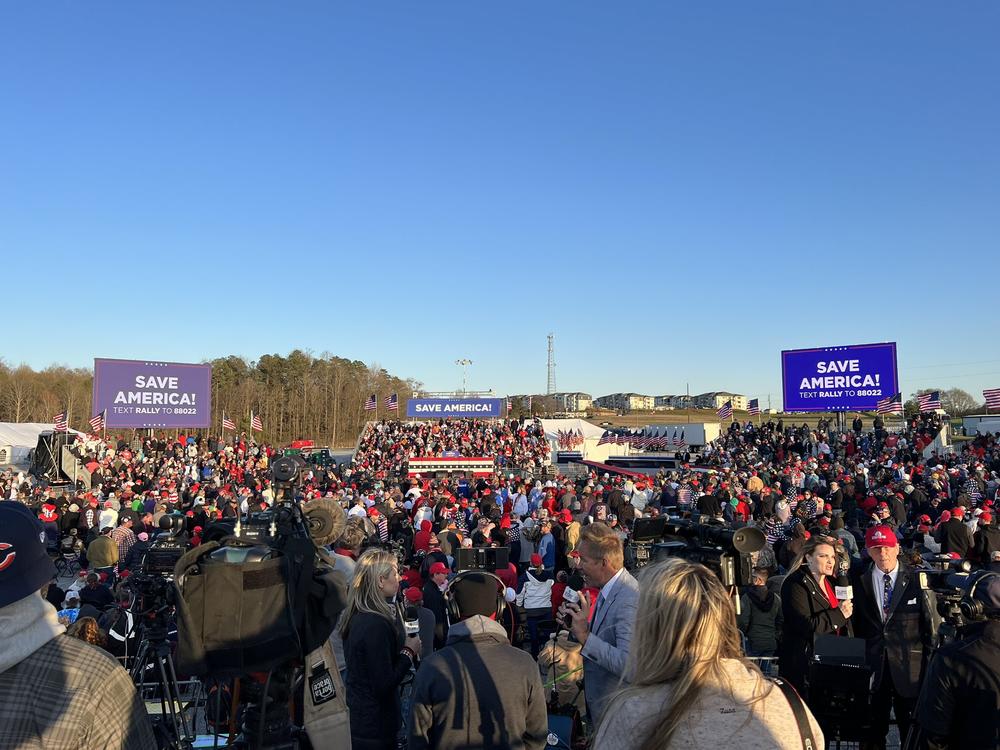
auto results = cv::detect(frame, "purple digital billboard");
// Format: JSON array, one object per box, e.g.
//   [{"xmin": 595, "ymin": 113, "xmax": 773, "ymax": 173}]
[
  {"xmin": 93, "ymin": 358, "xmax": 212, "ymax": 428},
  {"xmin": 781, "ymin": 342, "xmax": 898, "ymax": 412}
]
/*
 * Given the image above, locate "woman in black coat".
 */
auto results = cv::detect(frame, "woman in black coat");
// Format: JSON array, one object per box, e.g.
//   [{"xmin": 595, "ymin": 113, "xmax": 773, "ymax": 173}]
[
  {"xmin": 341, "ymin": 548, "xmax": 423, "ymax": 750},
  {"xmin": 778, "ymin": 536, "xmax": 854, "ymax": 698}
]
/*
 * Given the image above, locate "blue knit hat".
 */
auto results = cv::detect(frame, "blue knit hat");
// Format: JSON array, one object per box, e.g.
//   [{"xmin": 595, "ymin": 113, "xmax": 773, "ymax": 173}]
[{"xmin": 0, "ymin": 501, "xmax": 56, "ymax": 608}]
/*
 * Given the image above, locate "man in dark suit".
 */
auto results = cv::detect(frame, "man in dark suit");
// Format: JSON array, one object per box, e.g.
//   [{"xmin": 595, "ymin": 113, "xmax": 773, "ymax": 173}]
[{"xmin": 851, "ymin": 525, "xmax": 937, "ymax": 750}]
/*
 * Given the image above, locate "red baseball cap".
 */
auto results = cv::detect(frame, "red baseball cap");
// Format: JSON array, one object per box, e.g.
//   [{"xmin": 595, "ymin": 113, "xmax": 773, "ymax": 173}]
[
  {"xmin": 530, "ymin": 553, "xmax": 543, "ymax": 567},
  {"xmin": 429, "ymin": 562, "xmax": 449, "ymax": 576},
  {"xmin": 865, "ymin": 525, "xmax": 898, "ymax": 550},
  {"xmin": 404, "ymin": 587, "xmax": 423, "ymax": 603}
]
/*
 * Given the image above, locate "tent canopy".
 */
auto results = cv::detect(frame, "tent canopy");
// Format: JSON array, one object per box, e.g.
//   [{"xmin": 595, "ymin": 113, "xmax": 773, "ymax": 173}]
[{"xmin": 0, "ymin": 422, "xmax": 84, "ymax": 466}]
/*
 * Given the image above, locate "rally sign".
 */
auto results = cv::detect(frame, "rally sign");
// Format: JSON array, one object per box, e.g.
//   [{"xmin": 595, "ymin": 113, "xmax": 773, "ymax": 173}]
[
  {"xmin": 405, "ymin": 398, "xmax": 504, "ymax": 419},
  {"xmin": 781, "ymin": 342, "xmax": 898, "ymax": 412},
  {"xmin": 93, "ymin": 358, "xmax": 212, "ymax": 428}
]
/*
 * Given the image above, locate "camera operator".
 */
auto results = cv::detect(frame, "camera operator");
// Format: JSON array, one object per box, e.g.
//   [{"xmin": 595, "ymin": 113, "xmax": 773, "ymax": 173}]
[
  {"xmin": 851, "ymin": 525, "xmax": 936, "ymax": 749},
  {"xmin": 340, "ymin": 548, "xmax": 421, "ymax": 750},
  {"xmin": 408, "ymin": 570, "xmax": 548, "ymax": 749},
  {"xmin": 911, "ymin": 574, "xmax": 1000, "ymax": 749},
  {"xmin": 0, "ymin": 501, "xmax": 155, "ymax": 749}
]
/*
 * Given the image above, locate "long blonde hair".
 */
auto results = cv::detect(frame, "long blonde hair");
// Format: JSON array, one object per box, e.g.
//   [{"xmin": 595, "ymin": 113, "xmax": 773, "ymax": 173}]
[
  {"xmin": 339, "ymin": 548, "xmax": 398, "ymax": 639},
  {"xmin": 602, "ymin": 558, "xmax": 770, "ymax": 749}
]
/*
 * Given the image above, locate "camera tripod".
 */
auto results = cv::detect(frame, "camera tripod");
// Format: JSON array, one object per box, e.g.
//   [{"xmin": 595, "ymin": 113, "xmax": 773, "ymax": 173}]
[{"xmin": 130, "ymin": 620, "xmax": 195, "ymax": 750}]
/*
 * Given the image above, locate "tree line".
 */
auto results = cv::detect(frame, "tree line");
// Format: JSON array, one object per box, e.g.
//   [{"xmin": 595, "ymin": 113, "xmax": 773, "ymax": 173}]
[{"xmin": 0, "ymin": 351, "xmax": 420, "ymax": 447}]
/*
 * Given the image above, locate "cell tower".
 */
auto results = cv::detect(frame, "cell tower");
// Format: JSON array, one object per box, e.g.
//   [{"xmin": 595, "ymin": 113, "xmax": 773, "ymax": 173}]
[{"xmin": 547, "ymin": 333, "xmax": 557, "ymax": 394}]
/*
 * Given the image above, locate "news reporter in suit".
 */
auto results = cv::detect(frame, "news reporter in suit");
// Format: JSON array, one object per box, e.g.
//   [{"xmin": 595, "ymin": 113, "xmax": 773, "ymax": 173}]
[
  {"xmin": 559, "ymin": 522, "xmax": 639, "ymax": 724},
  {"xmin": 778, "ymin": 536, "xmax": 854, "ymax": 698},
  {"xmin": 851, "ymin": 525, "xmax": 936, "ymax": 750}
]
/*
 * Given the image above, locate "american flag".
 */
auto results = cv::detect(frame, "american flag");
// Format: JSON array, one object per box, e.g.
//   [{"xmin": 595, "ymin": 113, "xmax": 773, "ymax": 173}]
[
  {"xmin": 53, "ymin": 411, "xmax": 68, "ymax": 432},
  {"xmin": 672, "ymin": 428, "xmax": 681, "ymax": 447},
  {"xmin": 876, "ymin": 392, "xmax": 903, "ymax": 414},
  {"xmin": 917, "ymin": 391, "xmax": 942, "ymax": 413},
  {"xmin": 597, "ymin": 430, "xmax": 611, "ymax": 446},
  {"xmin": 615, "ymin": 431, "xmax": 626, "ymax": 445},
  {"xmin": 251, "ymin": 413, "xmax": 263, "ymax": 431},
  {"xmin": 222, "ymin": 414, "xmax": 236, "ymax": 430},
  {"xmin": 385, "ymin": 393, "xmax": 399, "ymax": 411},
  {"xmin": 985, "ymin": 388, "xmax": 1000, "ymax": 410},
  {"xmin": 677, "ymin": 428, "xmax": 687, "ymax": 448},
  {"xmin": 717, "ymin": 400, "xmax": 733, "ymax": 420},
  {"xmin": 89, "ymin": 410, "xmax": 105, "ymax": 432},
  {"xmin": 364, "ymin": 394, "xmax": 377, "ymax": 411},
  {"xmin": 748, "ymin": 398, "xmax": 760, "ymax": 416}
]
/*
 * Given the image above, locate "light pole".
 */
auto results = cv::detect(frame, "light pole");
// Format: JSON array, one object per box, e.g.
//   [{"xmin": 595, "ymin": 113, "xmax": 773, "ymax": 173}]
[{"xmin": 455, "ymin": 359, "xmax": 473, "ymax": 395}]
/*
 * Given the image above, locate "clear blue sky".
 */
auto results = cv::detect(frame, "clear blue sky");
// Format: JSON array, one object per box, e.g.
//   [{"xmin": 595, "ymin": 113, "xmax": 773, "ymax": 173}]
[{"xmin": 2, "ymin": 3, "xmax": 998, "ymax": 407}]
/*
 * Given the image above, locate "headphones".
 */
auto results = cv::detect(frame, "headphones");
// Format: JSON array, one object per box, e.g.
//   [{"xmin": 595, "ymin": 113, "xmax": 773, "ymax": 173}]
[{"xmin": 444, "ymin": 569, "xmax": 508, "ymax": 626}]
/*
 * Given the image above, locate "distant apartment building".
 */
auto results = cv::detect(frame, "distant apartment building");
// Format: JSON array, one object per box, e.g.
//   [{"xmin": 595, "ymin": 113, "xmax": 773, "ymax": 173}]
[
  {"xmin": 550, "ymin": 392, "xmax": 592, "ymax": 412},
  {"xmin": 694, "ymin": 391, "xmax": 748, "ymax": 411},
  {"xmin": 653, "ymin": 395, "xmax": 676, "ymax": 410},
  {"xmin": 594, "ymin": 393, "xmax": 655, "ymax": 412}
]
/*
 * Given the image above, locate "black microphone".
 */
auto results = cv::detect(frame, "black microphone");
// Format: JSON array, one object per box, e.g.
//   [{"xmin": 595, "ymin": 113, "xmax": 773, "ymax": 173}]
[
  {"xmin": 835, "ymin": 573, "xmax": 853, "ymax": 602},
  {"xmin": 404, "ymin": 605, "xmax": 420, "ymax": 637}
]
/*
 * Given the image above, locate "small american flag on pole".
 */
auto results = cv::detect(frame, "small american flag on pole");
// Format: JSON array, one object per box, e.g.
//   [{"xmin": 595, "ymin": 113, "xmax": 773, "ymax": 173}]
[
  {"xmin": 747, "ymin": 398, "xmax": 760, "ymax": 416},
  {"xmin": 385, "ymin": 393, "xmax": 399, "ymax": 411},
  {"xmin": 672, "ymin": 427, "xmax": 680, "ymax": 446},
  {"xmin": 597, "ymin": 430, "xmax": 610, "ymax": 446},
  {"xmin": 917, "ymin": 391, "xmax": 941, "ymax": 413},
  {"xmin": 984, "ymin": 388, "xmax": 1000, "ymax": 410},
  {"xmin": 89, "ymin": 410, "xmax": 106, "ymax": 432},
  {"xmin": 53, "ymin": 411, "xmax": 68, "ymax": 432},
  {"xmin": 222, "ymin": 414, "xmax": 236, "ymax": 431},
  {"xmin": 364, "ymin": 394, "xmax": 377, "ymax": 411},
  {"xmin": 677, "ymin": 428, "xmax": 687, "ymax": 448},
  {"xmin": 876, "ymin": 393, "xmax": 903, "ymax": 414},
  {"xmin": 717, "ymin": 400, "xmax": 733, "ymax": 420},
  {"xmin": 251, "ymin": 413, "xmax": 263, "ymax": 431}
]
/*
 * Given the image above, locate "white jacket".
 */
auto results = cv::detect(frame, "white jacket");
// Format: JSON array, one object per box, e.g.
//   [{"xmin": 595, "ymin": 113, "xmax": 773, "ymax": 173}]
[{"xmin": 516, "ymin": 571, "xmax": 554, "ymax": 610}]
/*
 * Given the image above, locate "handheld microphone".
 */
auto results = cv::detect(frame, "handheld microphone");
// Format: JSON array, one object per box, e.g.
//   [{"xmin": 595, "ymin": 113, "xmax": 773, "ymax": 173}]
[
  {"xmin": 834, "ymin": 574, "xmax": 853, "ymax": 602},
  {"xmin": 403, "ymin": 605, "xmax": 420, "ymax": 637},
  {"xmin": 562, "ymin": 574, "xmax": 585, "ymax": 628}
]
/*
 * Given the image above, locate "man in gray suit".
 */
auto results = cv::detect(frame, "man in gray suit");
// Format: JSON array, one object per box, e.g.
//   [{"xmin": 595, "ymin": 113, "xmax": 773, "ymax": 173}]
[{"xmin": 559, "ymin": 522, "xmax": 639, "ymax": 724}]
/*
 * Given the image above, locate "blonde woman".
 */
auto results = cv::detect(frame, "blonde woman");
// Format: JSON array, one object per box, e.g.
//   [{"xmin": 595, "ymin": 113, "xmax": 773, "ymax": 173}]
[
  {"xmin": 593, "ymin": 558, "xmax": 823, "ymax": 750},
  {"xmin": 340, "ymin": 548, "xmax": 421, "ymax": 750}
]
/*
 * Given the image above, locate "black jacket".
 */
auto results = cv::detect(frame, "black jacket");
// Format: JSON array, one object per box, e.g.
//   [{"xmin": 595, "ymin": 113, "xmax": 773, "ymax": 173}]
[
  {"xmin": 912, "ymin": 620, "xmax": 1000, "ymax": 749},
  {"xmin": 343, "ymin": 610, "xmax": 413, "ymax": 749},
  {"xmin": 777, "ymin": 566, "xmax": 848, "ymax": 697},
  {"xmin": 850, "ymin": 562, "xmax": 935, "ymax": 698},
  {"xmin": 422, "ymin": 580, "xmax": 449, "ymax": 649},
  {"xmin": 939, "ymin": 518, "xmax": 972, "ymax": 558},
  {"xmin": 972, "ymin": 524, "xmax": 1000, "ymax": 564}
]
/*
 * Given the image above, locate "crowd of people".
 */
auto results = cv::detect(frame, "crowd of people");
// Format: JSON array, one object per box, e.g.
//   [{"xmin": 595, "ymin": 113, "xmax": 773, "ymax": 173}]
[
  {"xmin": 1, "ymin": 412, "xmax": 999, "ymax": 749},
  {"xmin": 352, "ymin": 418, "xmax": 551, "ymax": 479}
]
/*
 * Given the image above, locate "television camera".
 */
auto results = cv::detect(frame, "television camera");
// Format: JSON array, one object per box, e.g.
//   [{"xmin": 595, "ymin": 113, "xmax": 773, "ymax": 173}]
[
  {"xmin": 629, "ymin": 515, "xmax": 765, "ymax": 588},
  {"xmin": 917, "ymin": 554, "xmax": 993, "ymax": 644},
  {"xmin": 169, "ymin": 453, "xmax": 348, "ymax": 750}
]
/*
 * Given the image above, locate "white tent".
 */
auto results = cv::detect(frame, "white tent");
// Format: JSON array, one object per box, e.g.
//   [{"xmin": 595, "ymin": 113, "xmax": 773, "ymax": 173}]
[{"xmin": 0, "ymin": 422, "xmax": 85, "ymax": 466}]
